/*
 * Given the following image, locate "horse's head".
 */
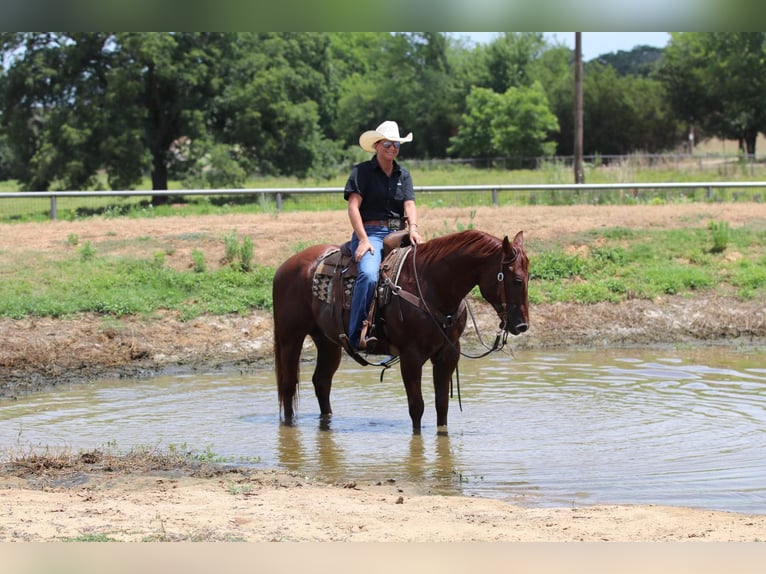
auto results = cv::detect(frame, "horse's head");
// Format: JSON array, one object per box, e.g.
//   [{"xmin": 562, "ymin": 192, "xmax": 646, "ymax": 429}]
[{"xmin": 479, "ymin": 230, "xmax": 529, "ymax": 336}]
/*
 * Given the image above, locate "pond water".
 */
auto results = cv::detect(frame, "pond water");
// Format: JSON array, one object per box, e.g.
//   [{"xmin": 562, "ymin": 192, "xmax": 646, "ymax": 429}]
[{"xmin": 2, "ymin": 346, "xmax": 765, "ymax": 514}]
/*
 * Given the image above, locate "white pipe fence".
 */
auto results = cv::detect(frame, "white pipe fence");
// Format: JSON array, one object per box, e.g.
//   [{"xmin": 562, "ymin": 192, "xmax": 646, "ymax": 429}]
[{"xmin": 1, "ymin": 181, "xmax": 765, "ymax": 221}]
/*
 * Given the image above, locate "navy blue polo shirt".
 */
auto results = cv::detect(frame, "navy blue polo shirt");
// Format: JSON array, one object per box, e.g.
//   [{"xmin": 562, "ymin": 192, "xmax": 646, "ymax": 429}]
[{"xmin": 344, "ymin": 156, "xmax": 415, "ymax": 221}]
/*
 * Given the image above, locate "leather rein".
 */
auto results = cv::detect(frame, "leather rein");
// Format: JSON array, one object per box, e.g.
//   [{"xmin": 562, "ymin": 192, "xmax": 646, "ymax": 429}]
[{"xmin": 397, "ymin": 242, "xmax": 518, "ymax": 359}]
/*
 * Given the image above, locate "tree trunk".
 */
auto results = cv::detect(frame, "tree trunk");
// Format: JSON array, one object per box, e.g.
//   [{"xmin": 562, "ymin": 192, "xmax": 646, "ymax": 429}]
[
  {"xmin": 150, "ymin": 149, "xmax": 171, "ymax": 205},
  {"xmin": 743, "ymin": 128, "xmax": 757, "ymax": 157}
]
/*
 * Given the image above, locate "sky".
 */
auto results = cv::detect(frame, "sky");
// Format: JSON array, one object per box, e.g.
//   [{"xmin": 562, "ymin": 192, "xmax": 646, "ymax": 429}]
[{"xmin": 458, "ymin": 32, "xmax": 671, "ymax": 61}]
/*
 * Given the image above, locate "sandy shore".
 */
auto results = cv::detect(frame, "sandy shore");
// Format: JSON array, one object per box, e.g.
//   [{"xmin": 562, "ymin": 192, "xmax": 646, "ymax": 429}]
[{"xmin": 1, "ymin": 464, "xmax": 765, "ymax": 542}]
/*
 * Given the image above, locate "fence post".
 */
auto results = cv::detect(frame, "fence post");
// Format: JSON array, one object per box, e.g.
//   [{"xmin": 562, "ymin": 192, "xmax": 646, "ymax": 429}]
[
  {"xmin": 275, "ymin": 192, "xmax": 282, "ymax": 212},
  {"xmin": 50, "ymin": 196, "xmax": 57, "ymax": 221},
  {"xmin": 492, "ymin": 188, "xmax": 499, "ymax": 206}
]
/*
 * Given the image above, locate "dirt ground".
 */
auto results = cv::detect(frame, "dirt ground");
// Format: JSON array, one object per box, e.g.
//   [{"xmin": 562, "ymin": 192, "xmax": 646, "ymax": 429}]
[{"xmin": 1, "ymin": 202, "xmax": 766, "ymax": 542}]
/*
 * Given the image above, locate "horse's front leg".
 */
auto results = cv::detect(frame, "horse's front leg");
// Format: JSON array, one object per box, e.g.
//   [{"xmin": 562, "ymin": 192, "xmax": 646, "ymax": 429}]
[
  {"xmin": 432, "ymin": 344, "xmax": 460, "ymax": 430},
  {"xmin": 400, "ymin": 355, "xmax": 426, "ymax": 434}
]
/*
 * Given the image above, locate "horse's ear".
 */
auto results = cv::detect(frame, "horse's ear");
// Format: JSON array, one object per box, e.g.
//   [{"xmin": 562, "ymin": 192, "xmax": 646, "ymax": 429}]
[{"xmin": 513, "ymin": 230, "xmax": 524, "ymax": 248}]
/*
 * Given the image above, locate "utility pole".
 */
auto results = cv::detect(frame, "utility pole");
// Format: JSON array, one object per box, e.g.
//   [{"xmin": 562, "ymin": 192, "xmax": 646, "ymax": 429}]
[{"xmin": 574, "ymin": 32, "xmax": 584, "ymax": 184}]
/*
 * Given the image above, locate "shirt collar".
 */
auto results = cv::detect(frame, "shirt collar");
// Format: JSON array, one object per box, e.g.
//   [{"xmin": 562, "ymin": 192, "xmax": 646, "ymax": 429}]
[{"xmin": 371, "ymin": 155, "xmax": 400, "ymax": 174}]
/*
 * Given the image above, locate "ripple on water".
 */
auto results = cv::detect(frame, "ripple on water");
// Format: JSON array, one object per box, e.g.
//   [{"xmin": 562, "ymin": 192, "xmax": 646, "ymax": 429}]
[{"xmin": 1, "ymin": 346, "xmax": 764, "ymax": 514}]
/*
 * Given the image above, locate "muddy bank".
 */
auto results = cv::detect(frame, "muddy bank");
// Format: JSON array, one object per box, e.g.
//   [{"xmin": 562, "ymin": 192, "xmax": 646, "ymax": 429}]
[{"xmin": 1, "ymin": 293, "xmax": 764, "ymax": 398}]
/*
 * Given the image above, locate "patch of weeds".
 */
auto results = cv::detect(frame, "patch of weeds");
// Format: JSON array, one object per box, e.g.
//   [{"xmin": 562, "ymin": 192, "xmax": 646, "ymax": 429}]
[
  {"xmin": 223, "ymin": 230, "xmax": 239, "ymax": 264},
  {"xmin": 228, "ymin": 483, "xmax": 254, "ymax": 496},
  {"xmin": 99, "ymin": 317, "xmax": 128, "ymax": 338},
  {"xmin": 709, "ymin": 220, "xmax": 731, "ymax": 253},
  {"xmin": 221, "ymin": 230, "xmax": 254, "ymax": 272},
  {"xmin": 531, "ymin": 250, "xmax": 588, "ymax": 280},
  {"xmin": 238, "ymin": 236, "xmax": 254, "ymax": 272},
  {"xmin": 67, "ymin": 233, "xmax": 79, "ymax": 246},
  {"xmin": 191, "ymin": 249, "xmax": 207, "ymax": 273},
  {"xmin": 79, "ymin": 240, "xmax": 96, "ymax": 262},
  {"xmin": 730, "ymin": 259, "xmax": 766, "ymax": 299},
  {"xmin": 152, "ymin": 251, "xmax": 166, "ymax": 268},
  {"xmin": 62, "ymin": 533, "xmax": 118, "ymax": 542}
]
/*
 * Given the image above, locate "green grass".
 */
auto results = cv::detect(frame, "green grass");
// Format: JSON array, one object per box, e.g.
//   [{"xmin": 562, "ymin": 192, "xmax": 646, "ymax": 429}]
[
  {"xmin": 1, "ymin": 223, "xmax": 764, "ymax": 321},
  {"xmin": 526, "ymin": 225, "xmax": 766, "ymax": 305},
  {"xmin": 0, "ymin": 253, "xmax": 274, "ymax": 320},
  {"xmin": 62, "ymin": 533, "xmax": 119, "ymax": 542}
]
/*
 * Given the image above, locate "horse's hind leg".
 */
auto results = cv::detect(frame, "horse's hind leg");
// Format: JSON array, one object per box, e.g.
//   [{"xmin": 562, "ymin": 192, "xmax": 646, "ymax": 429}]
[{"xmin": 310, "ymin": 333, "xmax": 342, "ymax": 420}]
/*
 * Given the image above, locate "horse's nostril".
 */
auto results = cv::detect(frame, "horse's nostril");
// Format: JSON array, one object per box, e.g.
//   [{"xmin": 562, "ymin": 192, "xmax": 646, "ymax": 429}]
[{"xmin": 516, "ymin": 323, "xmax": 528, "ymax": 333}]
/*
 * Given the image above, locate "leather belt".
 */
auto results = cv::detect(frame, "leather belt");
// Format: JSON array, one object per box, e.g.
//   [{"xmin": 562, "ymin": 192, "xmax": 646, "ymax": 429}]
[{"xmin": 364, "ymin": 218, "xmax": 402, "ymax": 230}]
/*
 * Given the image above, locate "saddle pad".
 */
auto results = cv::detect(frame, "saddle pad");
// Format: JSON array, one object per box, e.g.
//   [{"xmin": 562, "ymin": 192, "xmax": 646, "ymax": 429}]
[{"xmin": 312, "ymin": 248, "xmax": 356, "ymax": 308}]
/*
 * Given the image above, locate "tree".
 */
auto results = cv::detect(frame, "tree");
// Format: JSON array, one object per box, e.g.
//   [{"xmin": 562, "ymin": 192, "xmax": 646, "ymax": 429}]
[
  {"xmin": 0, "ymin": 32, "xmax": 229, "ymax": 197},
  {"xmin": 594, "ymin": 45, "xmax": 664, "ymax": 77},
  {"xmin": 210, "ymin": 33, "xmax": 341, "ymax": 180},
  {"xmin": 661, "ymin": 32, "xmax": 766, "ymax": 155},
  {"xmin": 334, "ymin": 32, "xmax": 460, "ymax": 159},
  {"xmin": 448, "ymin": 82, "xmax": 559, "ymax": 164},
  {"xmin": 110, "ymin": 33, "xmax": 229, "ymax": 197},
  {"xmin": 1, "ymin": 33, "xmax": 114, "ymax": 190}
]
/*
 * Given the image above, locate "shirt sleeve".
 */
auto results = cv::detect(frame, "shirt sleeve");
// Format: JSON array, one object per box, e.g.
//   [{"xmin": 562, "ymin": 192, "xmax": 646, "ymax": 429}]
[
  {"xmin": 344, "ymin": 165, "xmax": 361, "ymax": 201},
  {"xmin": 400, "ymin": 168, "xmax": 415, "ymax": 202}
]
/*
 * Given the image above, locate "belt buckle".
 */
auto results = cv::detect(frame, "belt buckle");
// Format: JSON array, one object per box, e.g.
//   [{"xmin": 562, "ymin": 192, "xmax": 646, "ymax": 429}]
[{"xmin": 388, "ymin": 218, "xmax": 401, "ymax": 231}]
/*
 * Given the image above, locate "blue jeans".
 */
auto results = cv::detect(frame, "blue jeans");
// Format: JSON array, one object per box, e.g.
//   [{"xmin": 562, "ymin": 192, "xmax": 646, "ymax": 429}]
[{"xmin": 349, "ymin": 226, "xmax": 388, "ymax": 348}]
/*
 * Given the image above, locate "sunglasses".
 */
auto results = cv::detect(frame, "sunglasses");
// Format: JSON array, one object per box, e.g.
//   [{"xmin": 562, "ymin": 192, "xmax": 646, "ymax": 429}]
[{"xmin": 380, "ymin": 141, "xmax": 400, "ymax": 150}]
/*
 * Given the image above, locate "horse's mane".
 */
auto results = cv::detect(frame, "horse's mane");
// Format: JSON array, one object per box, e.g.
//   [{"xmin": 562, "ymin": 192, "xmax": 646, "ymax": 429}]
[{"xmin": 416, "ymin": 229, "xmax": 501, "ymax": 266}]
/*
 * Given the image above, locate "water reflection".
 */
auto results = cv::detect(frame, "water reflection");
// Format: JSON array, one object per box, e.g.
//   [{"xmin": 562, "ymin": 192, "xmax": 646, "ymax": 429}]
[
  {"xmin": 275, "ymin": 417, "xmax": 469, "ymax": 495},
  {"xmin": 1, "ymin": 345, "xmax": 764, "ymax": 514}
]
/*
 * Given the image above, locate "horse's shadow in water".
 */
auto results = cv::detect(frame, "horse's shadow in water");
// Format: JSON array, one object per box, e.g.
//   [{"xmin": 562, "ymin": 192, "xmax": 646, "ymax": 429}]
[
  {"xmin": 277, "ymin": 417, "xmax": 467, "ymax": 494},
  {"xmin": 272, "ymin": 229, "xmax": 530, "ymax": 434}
]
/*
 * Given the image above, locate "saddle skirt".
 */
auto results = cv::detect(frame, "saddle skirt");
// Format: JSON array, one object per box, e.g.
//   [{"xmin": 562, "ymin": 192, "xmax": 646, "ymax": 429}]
[{"xmin": 311, "ymin": 230, "xmax": 412, "ymax": 313}]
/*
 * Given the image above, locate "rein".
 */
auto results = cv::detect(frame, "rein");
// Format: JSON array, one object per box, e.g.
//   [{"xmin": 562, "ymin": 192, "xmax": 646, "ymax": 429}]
[{"xmin": 404, "ymin": 242, "xmax": 513, "ymax": 359}]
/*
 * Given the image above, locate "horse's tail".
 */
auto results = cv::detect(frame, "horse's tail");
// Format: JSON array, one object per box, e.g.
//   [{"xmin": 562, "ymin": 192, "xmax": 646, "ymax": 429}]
[
  {"xmin": 272, "ymin": 259, "xmax": 303, "ymax": 422},
  {"xmin": 273, "ymin": 332, "xmax": 298, "ymax": 417}
]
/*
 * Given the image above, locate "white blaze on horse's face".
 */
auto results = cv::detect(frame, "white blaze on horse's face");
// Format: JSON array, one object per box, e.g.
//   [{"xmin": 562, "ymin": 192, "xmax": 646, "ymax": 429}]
[{"xmin": 495, "ymin": 231, "xmax": 529, "ymax": 335}]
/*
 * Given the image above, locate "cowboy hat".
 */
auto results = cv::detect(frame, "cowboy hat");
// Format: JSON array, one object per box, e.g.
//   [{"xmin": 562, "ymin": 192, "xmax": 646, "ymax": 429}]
[{"xmin": 358, "ymin": 121, "xmax": 413, "ymax": 153}]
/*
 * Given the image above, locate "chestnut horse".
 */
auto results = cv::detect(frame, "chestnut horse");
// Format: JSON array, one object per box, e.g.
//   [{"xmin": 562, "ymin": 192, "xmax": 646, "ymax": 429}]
[{"xmin": 272, "ymin": 229, "xmax": 529, "ymax": 433}]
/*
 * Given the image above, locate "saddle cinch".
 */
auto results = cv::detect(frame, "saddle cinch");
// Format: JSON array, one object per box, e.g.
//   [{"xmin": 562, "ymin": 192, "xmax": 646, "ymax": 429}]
[{"xmin": 311, "ymin": 230, "xmax": 412, "ymax": 352}]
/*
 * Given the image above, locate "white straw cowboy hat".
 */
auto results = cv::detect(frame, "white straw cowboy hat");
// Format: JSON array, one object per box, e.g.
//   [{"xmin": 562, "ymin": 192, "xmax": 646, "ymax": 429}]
[{"xmin": 359, "ymin": 121, "xmax": 413, "ymax": 153}]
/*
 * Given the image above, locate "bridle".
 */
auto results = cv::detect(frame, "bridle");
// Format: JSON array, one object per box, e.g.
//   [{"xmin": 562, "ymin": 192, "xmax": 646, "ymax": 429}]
[
  {"xmin": 373, "ymin": 240, "xmax": 525, "ymax": 410},
  {"xmin": 492, "ymin": 244, "xmax": 521, "ymax": 337},
  {"xmin": 408, "ymin": 242, "xmax": 522, "ymax": 360}
]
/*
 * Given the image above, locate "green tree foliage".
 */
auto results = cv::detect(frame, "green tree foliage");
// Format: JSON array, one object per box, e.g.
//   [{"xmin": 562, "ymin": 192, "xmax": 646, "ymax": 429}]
[
  {"xmin": 0, "ymin": 32, "xmax": 230, "ymax": 195},
  {"xmin": 593, "ymin": 45, "xmax": 664, "ymax": 77},
  {"xmin": 335, "ymin": 32, "xmax": 459, "ymax": 159},
  {"xmin": 581, "ymin": 63, "xmax": 682, "ymax": 155},
  {"xmin": 210, "ymin": 33, "xmax": 342, "ymax": 180},
  {"xmin": 1, "ymin": 33, "xmax": 114, "ymax": 190},
  {"xmin": 448, "ymin": 82, "xmax": 559, "ymax": 162},
  {"xmin": 4, "ymin": 32, "xmax": 758, "ymax": 192},
  {"xmin": 661, "ymin": 32, "xmax": 766, "ymax": 155}
]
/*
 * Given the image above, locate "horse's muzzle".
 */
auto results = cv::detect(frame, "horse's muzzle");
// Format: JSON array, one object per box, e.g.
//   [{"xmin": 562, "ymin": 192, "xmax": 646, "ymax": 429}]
[{"xmin": 508, "ymin": 322, "xmax": 528, "ymax": 335}]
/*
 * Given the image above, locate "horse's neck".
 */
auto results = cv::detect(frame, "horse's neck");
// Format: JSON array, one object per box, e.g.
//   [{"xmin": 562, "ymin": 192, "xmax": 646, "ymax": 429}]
[{"xmin": 415, "ymin": 251, "xmax": 483, "ymax": 311}]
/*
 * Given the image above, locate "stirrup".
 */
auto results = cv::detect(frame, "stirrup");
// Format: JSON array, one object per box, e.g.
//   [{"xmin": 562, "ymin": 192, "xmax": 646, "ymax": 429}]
[{"xmin": 359, "ymin": 336, "xmax": 378, "ymax": 351}]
